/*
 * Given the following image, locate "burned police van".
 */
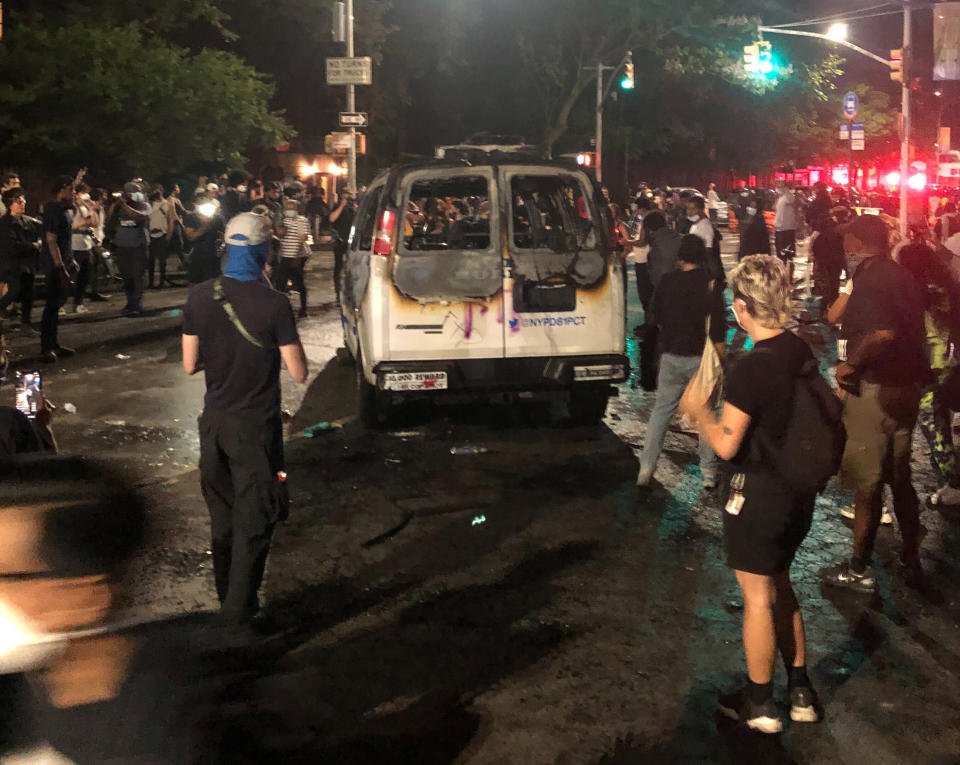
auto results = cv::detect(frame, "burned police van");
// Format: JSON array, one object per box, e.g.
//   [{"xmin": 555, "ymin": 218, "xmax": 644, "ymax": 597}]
[{"xmin": 339, "ymin": 146, "xmax": 628, "ymax": 427}]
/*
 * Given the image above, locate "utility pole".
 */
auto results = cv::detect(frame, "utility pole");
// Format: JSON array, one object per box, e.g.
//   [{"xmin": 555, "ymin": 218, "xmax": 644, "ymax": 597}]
[
  {"xmin": 900, "ymin": 1, "xmax": 912, "ymax": 237},
  {"xmin": 596, "ymin": 63, "xmax": 604, "ymax": 185},
  {"xmin": 345, "ymin": 0, "xmax": 357, "ymax": 195}
]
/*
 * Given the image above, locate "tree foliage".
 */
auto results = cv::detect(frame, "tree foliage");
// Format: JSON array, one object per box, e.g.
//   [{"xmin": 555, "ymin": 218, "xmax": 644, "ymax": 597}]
[{"xmin": 0, "ymin": 21, "xmax": 292, "ymax": 179}]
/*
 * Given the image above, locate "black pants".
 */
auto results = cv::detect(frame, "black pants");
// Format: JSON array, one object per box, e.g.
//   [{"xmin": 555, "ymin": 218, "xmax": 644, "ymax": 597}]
[
  {"xmin": 333, "ymin": 240, "xmax": 347, "ymax": 299},
  {"xmin": 635, "ymin": 262, "xmax": 653, "ymax": 320},
  {"xmin": 0, "ymin": 271, "xmax": 34, "ymax": 325},
  {"xmin": 813, "ymin": 232, "xmax": 845, "ymax": 313},
  {"xmin": 278, "ymin": 257, "xmax": 307, "ymax": 314},
  {"xmin": 73, "ymin": 250, "xmax": 91, "ymax": 306},
  {"xmin": 148, "ymin": 237, "xmax": 168, "ymax": 287},
  {"xmin": 199, "ymin": 410, "xmax": 284, "ymax": 617},
  {"xmin": 774, "ymin": 229, "xmax": 796, "ymax": 261},
  {"xmin": 41, "ymin": 267, "xmax": 65, "ymax": 352},
  {"xmin": 116, "ymin": 245, "xmax": 147, "ymax": 313}
]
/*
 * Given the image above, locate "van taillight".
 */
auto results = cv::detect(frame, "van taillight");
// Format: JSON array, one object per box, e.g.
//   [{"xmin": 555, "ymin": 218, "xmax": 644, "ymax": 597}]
[{"xmin": 373, "ymin": 209, "xmax": 396, "ymax": 255}]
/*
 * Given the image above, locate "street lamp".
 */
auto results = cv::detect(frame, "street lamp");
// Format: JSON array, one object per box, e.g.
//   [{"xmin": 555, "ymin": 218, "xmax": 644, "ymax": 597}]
[{"xmin": 826, "ymin": 23, "xmax": 848, "ymax": 42}]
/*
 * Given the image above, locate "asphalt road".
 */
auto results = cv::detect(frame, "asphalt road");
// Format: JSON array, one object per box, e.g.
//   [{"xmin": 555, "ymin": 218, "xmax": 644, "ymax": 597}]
[{"xmin": 6, "ymin": 241, "xmax": 960, "ymax": 764}]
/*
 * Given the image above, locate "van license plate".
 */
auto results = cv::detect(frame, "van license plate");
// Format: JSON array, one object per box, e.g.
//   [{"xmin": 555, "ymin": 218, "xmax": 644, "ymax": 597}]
[{"xmin": 383, "ymin": 372, "xmax": 448, "ymax": 391}]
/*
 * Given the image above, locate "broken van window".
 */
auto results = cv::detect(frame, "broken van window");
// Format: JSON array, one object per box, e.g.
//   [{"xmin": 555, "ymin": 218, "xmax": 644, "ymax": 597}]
[
  {"xmin": 403, "ymin": 176, "xmax": 492, "ymax": 251},
  {"xmin": 511, "ymin": 175, "xmax": 598, "ymax": 252}
]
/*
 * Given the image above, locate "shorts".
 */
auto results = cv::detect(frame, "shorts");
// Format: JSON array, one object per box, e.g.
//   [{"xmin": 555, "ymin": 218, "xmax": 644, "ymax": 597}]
[
  {"xmin": 841, "ymin": 382, "xmax": 920, "ymax": 495},
  {"xmin": 723, "ymin": 470, "xmax": 815, "ymax": 575}
]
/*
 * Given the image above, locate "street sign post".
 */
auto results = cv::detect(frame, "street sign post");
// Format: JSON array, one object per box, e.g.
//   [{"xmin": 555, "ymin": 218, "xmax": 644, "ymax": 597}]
[
  {"xmin": 839, "ymin": 123, "xmax": 850, "ymax": 140},
  {"xmin": 843, "ymin": 91, "xmax": 859, "ymax": 120},
  {"xmin": 325, "ymin": 132, "xmax": 367, "ymax": 155},
  {"xmin": 326, "ymin": 56, "xmax": 373, "ymax": 86},
  {"xmin": 339, "ymin": 112, "xmax": 369, "ymax": 127},
  {"xmin": 851, "ymin": 121, "xmax": 864, "ymax": 151}
]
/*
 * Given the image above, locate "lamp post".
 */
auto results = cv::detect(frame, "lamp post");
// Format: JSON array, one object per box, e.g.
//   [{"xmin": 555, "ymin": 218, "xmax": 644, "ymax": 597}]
[{"xmin": 345, "ymin": 0, "xmax": 357, "ymax": 195}]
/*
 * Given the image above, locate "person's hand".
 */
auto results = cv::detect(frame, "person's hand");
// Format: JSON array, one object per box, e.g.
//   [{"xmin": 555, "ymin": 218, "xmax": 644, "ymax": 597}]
[
  {"xmin": 35, "ymin": 394, "xmax": 55, "ymax": 429},
  {"xmin": 836, "ymin": 361, "xmax": 859, "ymax": 392}
]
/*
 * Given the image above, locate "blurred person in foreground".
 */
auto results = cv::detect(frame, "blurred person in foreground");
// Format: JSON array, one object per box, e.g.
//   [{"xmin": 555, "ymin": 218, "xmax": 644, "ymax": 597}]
[
  {"xmin": 182, "ymin": 211, "xmax": 307, "ymax": 622},
  {"xmin": 0, "ymin": 457, "xmax": 150, "ymax": 763},
  {"xmin": 680, "ymin": 255, "xmax": 822, "ymax": 734}
]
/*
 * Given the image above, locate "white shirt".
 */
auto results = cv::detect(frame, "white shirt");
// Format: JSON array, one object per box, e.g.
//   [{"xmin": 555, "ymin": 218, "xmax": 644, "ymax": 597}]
[
  {"xmin": 774, "ymin": 193, "xmax": 799, "ymax": 231},
  {"xmin": 280, "ymin": 214, "xmax": 310, "ymax": 258},
  {"xmin": 71, "ymin": 203, "xmax": 94, "ymax": 251},
  {"xmin": 690, "ymin": 217, "xmax": 714, "ymax": 250},
  {"xmin": 706, "ymin": 189, "xmax": 720, "ymax": 210}
]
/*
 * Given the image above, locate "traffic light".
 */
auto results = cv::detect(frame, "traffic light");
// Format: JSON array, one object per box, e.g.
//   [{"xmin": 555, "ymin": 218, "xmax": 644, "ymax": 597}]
[
  {"xmin": 621, "ymin": 53, "xmax": 635, "ymax": 90},
  {"xmin": 743, "ymin": 43, "xmax": 759, "ymax": 73},
  {"xmin": 757, "ymin": 41, "xmax": 774, "ymax": 77},
  {"xmin": 890, "ymin": 49, "xmax": 903, "ymax": 82}
]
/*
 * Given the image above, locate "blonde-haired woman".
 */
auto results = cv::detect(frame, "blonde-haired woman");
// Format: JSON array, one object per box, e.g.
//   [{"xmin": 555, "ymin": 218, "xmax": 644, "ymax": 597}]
[{"xmin": 679, "ymin": 255, "xmax": 820, "ymax": 734}]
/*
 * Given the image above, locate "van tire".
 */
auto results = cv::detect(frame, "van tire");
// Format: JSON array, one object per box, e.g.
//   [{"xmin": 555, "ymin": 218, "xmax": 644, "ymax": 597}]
[
  {"xmin": 356, "ymin": 354, "xmax": 391, "ymax": 428},
  {"xmin": 568, "ymin": 385, "xmax": 609, "ymax": 426}
]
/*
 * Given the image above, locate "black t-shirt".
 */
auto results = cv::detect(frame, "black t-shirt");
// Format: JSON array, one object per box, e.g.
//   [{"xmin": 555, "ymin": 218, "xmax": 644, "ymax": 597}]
[
  {"xmin": 840, "ymin": 256, "xmax": 928, "ymax": 385},
  {"xmin": 182, "ymin": 277, "xmax": 299, "ymax": 420},
  {"xmin": 41, "ymin": 201, "xmax": 73, "ymax": 270},
  {"xmin": 725, "ymin": 331, "xmax": 815, "ymax": 467},
  {"xmin": 185, "ymin": 211, "xmax": 225, "ymax": 259},
  {"xmin": 331, "ymin": 204, "xmax": 355, "ymax": 242},
  {"xmin": 221, "ymin": 190, "xmax": 251, "ymax": 223},
  {"xmin": 652, "ymin": 269, "xmax": 726, "ymax": 356}
]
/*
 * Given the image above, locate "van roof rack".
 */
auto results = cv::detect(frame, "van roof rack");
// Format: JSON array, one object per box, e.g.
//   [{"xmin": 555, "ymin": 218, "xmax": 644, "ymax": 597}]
[{"xmin": 436, "ymin": 133, "xmax": 546, "ymax": 162}]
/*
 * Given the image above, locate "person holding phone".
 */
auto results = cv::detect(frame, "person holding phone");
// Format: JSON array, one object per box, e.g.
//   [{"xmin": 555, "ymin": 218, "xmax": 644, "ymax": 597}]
[{"xmin": 0, "ymin": 323, "xmax": 57, "ymax": 457}]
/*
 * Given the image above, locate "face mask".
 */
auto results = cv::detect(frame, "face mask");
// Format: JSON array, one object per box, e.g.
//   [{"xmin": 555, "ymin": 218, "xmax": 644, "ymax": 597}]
[
  {"xmin": 131, "ymin": 192, "xmax": 145, "ymax": 203},
  {"xmin": 746, "ymin": 207, "xmax": 757, "ymax": 217},
  {"xmin": 687, "ymin": 215, "xmax": 699, "ymax": 223},
  {"xmin": 237, "ymin": 185, "xmax": 248, "ymax": 193},
  {"xmin": 283, "ymin": 209, "xmax": 297, "ymax": 218},
  {"xmin": 733, "ymin": 301, "xmax": 747, "ymax": 331},
  {"xmin": 629, "ymin": 203, "xmax": 638, "ymax": 212}
]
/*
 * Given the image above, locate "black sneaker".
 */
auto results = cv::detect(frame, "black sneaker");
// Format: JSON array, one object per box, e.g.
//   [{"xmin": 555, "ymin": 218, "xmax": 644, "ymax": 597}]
[
  {"xmin": 820, "ymin": 560, "xmax": 876, "ymax": 593},
  {"xmin": 718, "ymin": 690, "xmax": 783, "ymax": 734},
  {"xmin": 789, "ymin": 685, "xmax": 821, "ymax": 723}
]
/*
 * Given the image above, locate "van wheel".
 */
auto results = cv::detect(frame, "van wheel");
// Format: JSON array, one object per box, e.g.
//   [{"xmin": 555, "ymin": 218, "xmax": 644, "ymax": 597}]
[
  {"xmin": 568, "ymin": 386, "xmax": 609, "ymax": 426},
  {"xmin": 356, "ymin": 354, "xmax": 391, "ymax": 428}
]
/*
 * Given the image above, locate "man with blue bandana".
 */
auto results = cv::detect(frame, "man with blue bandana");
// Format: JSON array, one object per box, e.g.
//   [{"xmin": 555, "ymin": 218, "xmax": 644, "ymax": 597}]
[{"xmin": 181, "ymin": 211, "xmax": 308, "ymax": 621}]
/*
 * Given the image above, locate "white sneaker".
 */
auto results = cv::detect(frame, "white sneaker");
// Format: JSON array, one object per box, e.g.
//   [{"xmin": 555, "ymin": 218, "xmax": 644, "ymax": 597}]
[
  {"xmin": 840, "ymin": 504, "xmax": 894, "ymax": 525},
  {"xmin": 74, "ymin": 304, "xmax": 89, "ymax": 314},
  {"xmin": 928, "ymin": 485, "xmax": 960, "ymax": 508},
  {"xmin": 58, "ymin": 307, "xmax": 67, "ymax": 316}
]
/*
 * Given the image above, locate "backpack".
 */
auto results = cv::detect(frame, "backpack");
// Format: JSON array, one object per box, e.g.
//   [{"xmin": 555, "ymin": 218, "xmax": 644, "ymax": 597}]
[{"xmin": 753, "ymin": 355, "xmax": 846, "ymax": 495}]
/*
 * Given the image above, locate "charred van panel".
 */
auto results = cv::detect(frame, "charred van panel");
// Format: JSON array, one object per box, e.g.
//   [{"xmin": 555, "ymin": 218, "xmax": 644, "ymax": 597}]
[{"xmin": 393, "ymin": 252, "xmax": 502, "ymax": 303}]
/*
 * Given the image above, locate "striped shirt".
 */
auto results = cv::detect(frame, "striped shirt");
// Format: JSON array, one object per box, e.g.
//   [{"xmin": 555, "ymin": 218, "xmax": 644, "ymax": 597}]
[{"xmin": 280, "ymin": 214, "xmax": 310, "ymax": 258}]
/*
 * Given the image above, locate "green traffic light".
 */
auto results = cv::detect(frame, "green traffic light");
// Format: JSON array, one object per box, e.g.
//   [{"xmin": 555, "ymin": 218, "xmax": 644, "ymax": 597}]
[{"xmin": 621, "ymin": 78, "xmax": 635, "ymax": 89}]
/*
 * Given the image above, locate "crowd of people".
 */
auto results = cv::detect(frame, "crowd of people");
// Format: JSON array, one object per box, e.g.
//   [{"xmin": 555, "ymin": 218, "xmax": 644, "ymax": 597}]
[
  {"xmin": 603, "ymin": 177, "xmax": 960, "ymax": 733},
  {"xmin": 3, "ymin": 159, "xmax": 960, "ymax": 751},
  {"xmin": 0, "ymin": 169, "xmax": 359, "ymax": 362}
]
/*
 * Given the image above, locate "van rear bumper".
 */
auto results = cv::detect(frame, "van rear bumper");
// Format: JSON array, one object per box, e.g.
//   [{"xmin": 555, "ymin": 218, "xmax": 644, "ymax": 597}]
[{"xmin": 373, "ymin": 354, "xmax": 629, "ymax": 393}]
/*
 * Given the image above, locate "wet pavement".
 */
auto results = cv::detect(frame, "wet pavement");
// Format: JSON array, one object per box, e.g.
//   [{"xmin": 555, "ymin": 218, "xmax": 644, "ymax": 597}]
[{"xmin": 7, "ymin": 242, "xmax": 960, "ymax": 764}]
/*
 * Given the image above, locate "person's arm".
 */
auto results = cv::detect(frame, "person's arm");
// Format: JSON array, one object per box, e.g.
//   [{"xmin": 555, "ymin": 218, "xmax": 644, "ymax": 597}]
[
  {"xmin": 183, "ymin": 217, "xmax": 208, "ymax": 241},
  {"xmin": 45, "ymin": 232, "xmax": 64, "ymax": 268},
  {"xmin": 182, "ymin": 334, "xmax": 201, "ymax": 375},
  {"xmin": 280, "ymin": 342, "xmax": 308, "ymax": 383},
  {"xmin": 33, "ymin": 396, "xmax": 58, "ymax": 453},
  {"xmin": 328, "ymin": 197, "xmax": 348, "ymax": 224},
  {"xmin": 709, "ymin": 285, "xmax": 726, "ymax": 358},
  {"xmin": 825, "ymin": 291, "xmax": 850, "ymax": 325},
  {"xmin": 120, "ymin": 199, "xmax": 147, "ymax": 223},
  {"xmin": 836, "ymin": 330, "xmax": 895, "ymax": 390},
  {"xmin": 679, "ymin": 398, "xmax": 752, "ymax": 461}
]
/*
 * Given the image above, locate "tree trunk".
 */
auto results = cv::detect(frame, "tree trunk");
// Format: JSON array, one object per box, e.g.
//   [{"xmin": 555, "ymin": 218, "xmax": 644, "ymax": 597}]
[{"xmin": 545, "ymin": 75, "xmax": 594, "ymax": 156}]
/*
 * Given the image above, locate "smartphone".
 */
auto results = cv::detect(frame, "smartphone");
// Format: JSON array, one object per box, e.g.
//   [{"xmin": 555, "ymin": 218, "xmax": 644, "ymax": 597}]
[{"xmin": 15, "ymin": 371, "xmax": 42, "ymax": 420}]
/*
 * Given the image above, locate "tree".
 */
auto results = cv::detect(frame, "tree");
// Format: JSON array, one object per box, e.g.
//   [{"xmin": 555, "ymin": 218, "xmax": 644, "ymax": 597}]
[{"xmin": 0, "ymin": 22, "xmax": 292, "ymax": 179}]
